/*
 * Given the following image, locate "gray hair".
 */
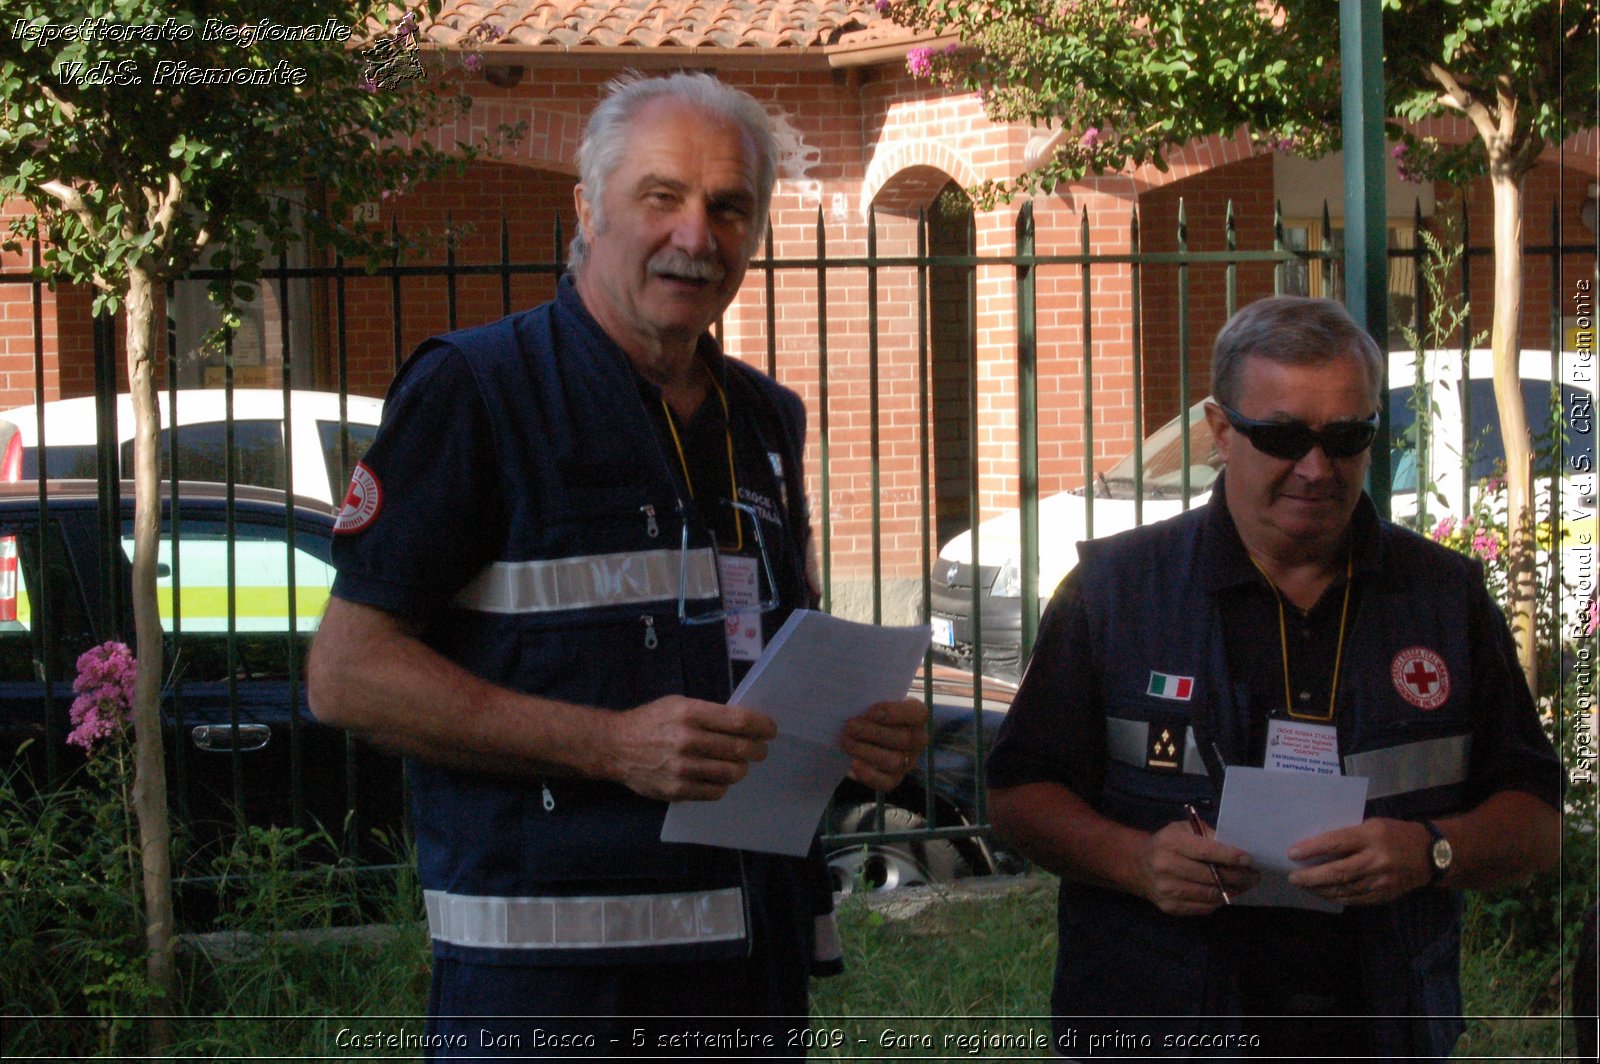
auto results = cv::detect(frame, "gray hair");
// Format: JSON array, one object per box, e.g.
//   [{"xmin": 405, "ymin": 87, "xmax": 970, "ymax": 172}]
[
  {"xmin": 1210, "ymin": 296, "xmax": 1384, "ymax": 408},
  {"xmin": 567, "ymin": 72, "xmax": 777, "ymax": 273}
]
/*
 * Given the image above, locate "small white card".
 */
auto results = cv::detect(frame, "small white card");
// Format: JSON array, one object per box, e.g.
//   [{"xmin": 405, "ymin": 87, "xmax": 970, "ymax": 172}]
[
  {"xmin": 1264, "ymin": 718, "xmax": 1341, "ymax": 776},
  {"xmin": 1215, "ymin": 765, "xmax": 1369, "ymax": 912},
  {"xmin": 718, "ymin": 554, "xmax": 763, "ymax": 661}
]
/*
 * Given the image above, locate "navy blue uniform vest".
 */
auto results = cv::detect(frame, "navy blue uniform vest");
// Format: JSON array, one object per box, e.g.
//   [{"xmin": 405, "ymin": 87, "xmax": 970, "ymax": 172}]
[
  {"xmin": 1055, "ymin": 504, "xmax": 1512, "ymax": 1058},
  {"xmin": 364, "ymin": 290, "xmax": 822, "ymax": 969}
]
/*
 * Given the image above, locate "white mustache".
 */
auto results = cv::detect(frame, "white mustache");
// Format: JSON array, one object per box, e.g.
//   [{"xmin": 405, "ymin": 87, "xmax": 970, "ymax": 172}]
[{"xmin": 648, "ymin": 250, "xmax": 724, "ymax": 284}]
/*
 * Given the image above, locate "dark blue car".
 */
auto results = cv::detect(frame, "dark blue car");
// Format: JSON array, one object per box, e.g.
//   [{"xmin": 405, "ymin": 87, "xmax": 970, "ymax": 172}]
[{"xmin": 0, "ymin": 480, "xmax": 1016, "ymax": 906}]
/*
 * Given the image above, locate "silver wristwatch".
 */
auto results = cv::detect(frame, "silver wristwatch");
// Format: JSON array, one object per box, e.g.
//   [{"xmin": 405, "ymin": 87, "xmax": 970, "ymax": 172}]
[{"xmin": 1423, "ymin": 820, "xmax": 1453, "ymax": 883}]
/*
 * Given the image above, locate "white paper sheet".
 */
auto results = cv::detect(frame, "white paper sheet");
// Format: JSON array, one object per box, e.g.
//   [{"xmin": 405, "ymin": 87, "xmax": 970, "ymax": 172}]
[
  {"xmin": 660, "ymin": 609, "xmax": 931, "ymax": 856},
  {"xmin": 1213, "ymin": 765, "xmax": 1370, "ymax": 912}
]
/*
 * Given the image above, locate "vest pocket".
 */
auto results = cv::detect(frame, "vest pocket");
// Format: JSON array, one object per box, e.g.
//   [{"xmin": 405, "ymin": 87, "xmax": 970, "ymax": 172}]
[{"xmin": 514, "ymin": 611, "xmax": 682, "ymax": 711}]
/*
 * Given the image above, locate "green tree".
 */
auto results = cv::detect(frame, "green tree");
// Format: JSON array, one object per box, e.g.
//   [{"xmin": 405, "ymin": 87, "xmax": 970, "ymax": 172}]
[
  {"xmin": 886, "ymin": 0, "xmax": 1597, "ymax": 691},
  {"xmin": 0, "ymin": 1, "xmax": 512, "ymax": 1040}
]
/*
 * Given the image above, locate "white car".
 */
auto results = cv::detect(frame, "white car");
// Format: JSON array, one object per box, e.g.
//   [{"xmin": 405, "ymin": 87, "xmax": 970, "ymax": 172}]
[
  {"xmin": 0, "ymin": 389, "xmax": 384, "ymax": 507},
  {"xmin": 929, "ymin": 349, "xmax": 1596, "ymax": 679}
]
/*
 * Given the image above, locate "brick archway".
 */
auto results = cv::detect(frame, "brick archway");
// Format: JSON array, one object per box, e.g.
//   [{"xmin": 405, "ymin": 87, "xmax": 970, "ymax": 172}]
[
  {"xmin": 861, "ymin": 141, "xmax": 979, "ymax": 219},
  {"xmin": 405, "ymin": 99, "xmax": 585, "ymax": 175}
]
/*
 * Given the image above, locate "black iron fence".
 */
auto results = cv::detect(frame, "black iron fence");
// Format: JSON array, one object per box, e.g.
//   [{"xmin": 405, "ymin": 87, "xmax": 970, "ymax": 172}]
[{"xmin": 0, "ymin": 196, "xmax": 1591, "ymax": 896}]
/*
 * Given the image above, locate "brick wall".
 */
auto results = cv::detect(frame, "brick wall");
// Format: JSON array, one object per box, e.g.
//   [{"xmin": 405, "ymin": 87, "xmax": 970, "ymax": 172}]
[
  {"xmin": 1449, "ymin": 162, "xmax": 1597, "ymax": 350},
  {"xmin": 0, "ymin": 205, "xmax": 61, "ymax": 408},
  {"xmin": 1138, "ymin": 151, "xmax": 1279, "ymax": 430},
  {"xmin": 3, "ymin": 63, "xmax": 1595, "ymax": 627},
  {"xmin": 330, "ymin": 158, "xmax": 576, "ymax": 399}
]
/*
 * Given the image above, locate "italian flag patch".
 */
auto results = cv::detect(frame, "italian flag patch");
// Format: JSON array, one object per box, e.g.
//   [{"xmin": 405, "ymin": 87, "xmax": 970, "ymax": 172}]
[{"xmin": 1147, "ymin": 671, "xmax": 1194, "ymax": 701}]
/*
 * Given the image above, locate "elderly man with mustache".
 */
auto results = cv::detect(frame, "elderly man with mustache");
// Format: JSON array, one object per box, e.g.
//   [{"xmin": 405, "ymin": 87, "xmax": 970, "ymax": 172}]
[{"xmin": 310, "ymin": 72, "xmax": 928, "ymax": 1058}]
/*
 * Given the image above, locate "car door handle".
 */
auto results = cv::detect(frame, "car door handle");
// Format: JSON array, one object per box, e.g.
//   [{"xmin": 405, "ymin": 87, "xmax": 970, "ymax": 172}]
[{"xmin": 191, "ymin": 723, "xmax": 271, "ymax": 753}]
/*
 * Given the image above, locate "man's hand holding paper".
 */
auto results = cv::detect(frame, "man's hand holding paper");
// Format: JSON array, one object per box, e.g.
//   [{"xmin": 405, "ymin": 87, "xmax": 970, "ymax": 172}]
[
  {"xmin": 660, "ymin": 610, "xmax": 932, "ymax": 856},
  {"xmin": 841, "ymin": 697, "xmax": 930, "ymax": 792},
  {"xmin": 1286, "ymin": 817, "xmax": 1433, "ymax": 907}
]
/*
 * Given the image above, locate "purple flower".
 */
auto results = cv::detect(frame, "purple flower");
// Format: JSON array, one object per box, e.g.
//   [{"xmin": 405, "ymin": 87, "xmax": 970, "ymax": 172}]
[
  {"xmin": 906, "ymin": 47, "xmax": 933, "ymax": 77},
  {"xmin": 1079, "ymin": 126, "xmax": 1102, "ymax": 149},
  {"xmin": 66, "ymin": 641, "xmax": 135, "ymax": 752},
  {"xmin": 943, "ymin": 42, "xmax": 958, "ymax": 55},
  {"xmin": 464, "ymin": 52, "xmax": 483, "ymax": 72},
  {"xmin": 875, "ymin": 0, "xmax": 891, "ymax": 14},
  {"xmin": 1391, "ymin": 144, "xmax": 1406, "ymax": 159}
]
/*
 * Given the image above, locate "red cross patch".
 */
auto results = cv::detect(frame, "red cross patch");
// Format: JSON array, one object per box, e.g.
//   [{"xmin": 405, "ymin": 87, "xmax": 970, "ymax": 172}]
[
  {"xmin": 333, "ymin": 461, "xmax": 382, "ymax": 534},
  {"xmin": 1390, "ymin": 647, "xmax": 1450, "ymax": 710}
]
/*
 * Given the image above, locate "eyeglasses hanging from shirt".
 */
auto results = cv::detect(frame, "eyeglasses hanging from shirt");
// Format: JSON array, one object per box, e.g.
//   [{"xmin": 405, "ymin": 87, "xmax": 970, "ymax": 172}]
[{"xmin": 661, "ymin": 377, "xmax": 779, "ymax": 658}]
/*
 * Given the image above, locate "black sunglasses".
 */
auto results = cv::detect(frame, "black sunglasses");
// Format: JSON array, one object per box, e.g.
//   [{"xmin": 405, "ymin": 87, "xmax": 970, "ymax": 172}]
[{"xmin": 1219, "ymin": 403, "xmax": 1379, "ymax": 460}]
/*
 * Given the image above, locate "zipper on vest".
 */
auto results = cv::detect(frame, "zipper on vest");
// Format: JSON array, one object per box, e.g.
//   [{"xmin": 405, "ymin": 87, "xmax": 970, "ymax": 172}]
[
  {"xmin": 640, "ymin": 504, "xmax": 660, "ymax": 539},
  {"xmin": 541, "ymin": 782, "xmax": 555, "ymax": 812},
  {"xmin": 642, "ymin": 614, "xmax": 658, "ymax": 650}
]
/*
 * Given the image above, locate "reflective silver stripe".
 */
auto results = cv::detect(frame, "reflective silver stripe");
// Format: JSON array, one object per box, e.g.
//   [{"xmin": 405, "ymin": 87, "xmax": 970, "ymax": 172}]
[
  {"xmin": 451, "ymin": 548, "xmax": 719, "ymax": 614},
  {"xmin": 1344, "ymin": 735, "xmax": 1472, "ymax": 800},
  {"xmin": 424, "ymin": 887, "xmax": 746, "ymax": 950},
  {"xmin": 1107, "ymin": 717, "xmax": 1209, "ymax": 776}
]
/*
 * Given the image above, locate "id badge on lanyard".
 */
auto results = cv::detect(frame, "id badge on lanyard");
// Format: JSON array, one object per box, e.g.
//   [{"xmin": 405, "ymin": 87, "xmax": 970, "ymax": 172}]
[
  {"xmin": 1264, "ymin": 717, "xmax": 1341, "ymax": 776},
  {"xmin": 718, "ymin": 553, "xmax": 764, "ymax": 661}
]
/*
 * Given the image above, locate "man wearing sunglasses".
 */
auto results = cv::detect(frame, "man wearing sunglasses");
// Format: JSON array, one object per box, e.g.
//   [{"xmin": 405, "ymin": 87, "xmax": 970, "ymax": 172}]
[
  {"xmin": 988, "ymin": 295, "xmax": 1560, "ymax": 1060},
  {"xmin": 309, "ymin": 73, "xmax": 928, "ymax": 1056}
]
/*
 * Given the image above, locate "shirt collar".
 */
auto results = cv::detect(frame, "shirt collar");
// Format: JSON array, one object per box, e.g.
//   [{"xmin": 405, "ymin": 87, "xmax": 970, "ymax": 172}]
[
  {"xmin": 556, "ymin": 276, "xmax": 729, "ymax": 404},
  {"xmin": 1200, "ymin": 470, "xmax": 1384, "ymax": 593}
]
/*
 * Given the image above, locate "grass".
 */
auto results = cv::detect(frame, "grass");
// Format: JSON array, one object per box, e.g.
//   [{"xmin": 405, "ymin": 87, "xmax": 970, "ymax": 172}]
[
  {"xmin": 814, "ymin": 876, "xmax": 1582, "ymax": 1062},
  {"xmin": 3, "ymin": 873, "xmax": 1582, "ymax": 1060}
]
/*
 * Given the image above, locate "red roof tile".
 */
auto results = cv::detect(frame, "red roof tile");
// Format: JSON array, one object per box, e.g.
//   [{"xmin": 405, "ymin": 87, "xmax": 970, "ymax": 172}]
[{"xmin": 420, "ymin": 0, "xmax": 911, "ymax": 51}]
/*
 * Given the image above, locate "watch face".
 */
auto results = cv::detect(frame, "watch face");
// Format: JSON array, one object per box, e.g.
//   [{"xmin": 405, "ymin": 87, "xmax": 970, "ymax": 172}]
[{"xmin": 1431, "ymin": 836, "xmax": 1454, "ymax": 872}]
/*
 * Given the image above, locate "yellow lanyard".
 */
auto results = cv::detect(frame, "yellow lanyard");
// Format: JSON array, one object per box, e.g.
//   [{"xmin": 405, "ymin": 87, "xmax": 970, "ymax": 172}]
[
  {"xmin": 660, "ymin": 373, "xmax": 743, "ymax": 552},
  {"xmin": 1247, "ymin": 553, "xmax": 1354, "ymax": 723}
]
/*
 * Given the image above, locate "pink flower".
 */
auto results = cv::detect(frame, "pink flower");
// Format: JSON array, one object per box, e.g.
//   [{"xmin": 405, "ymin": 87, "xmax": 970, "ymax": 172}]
[
  {"xmin": 906, "ymin": 47, "xmax": 933, "ymax": 77},
  {"xmin": 1470, "ymin": 528, "xmax": 1500, "ymax": 561},
  {"xmin": 67, "ymin": 641, "xmax": 135, "ymax": 752},
  {"xmin": 1587, "ymin": 597, "xmax": 1599, "ymax": 637},
  {"xmin": 943, "ymin": 43, "xmax": 958, "ymax": 56},
  {"xmin": 1431, "ymin": 516, "xmax": 1456, "ymax": 540},
  {"xmin": 1079, "ymin": 126, "xmax": 1102, "ymax": 149},
  {"xmin": 1391, "ymin": 144, "xmax": 1406, "ymax": 159}
]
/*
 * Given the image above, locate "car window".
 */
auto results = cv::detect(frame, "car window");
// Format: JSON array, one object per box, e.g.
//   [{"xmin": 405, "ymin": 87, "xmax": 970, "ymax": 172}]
[
  {"xmin": 1384, "ymin": 379, "xmax": 1592, "ymax": 495},
  {"xmin": 119, "ymin": 514, "xmax": 334, "ymax": 682},
  {"xmin": 1457, "ymin": 379, "xmax": 1595, "ymax": 480},
  {"xmin": 1388, "ymin": 386, "xmax": 1419, "ymax": 493},
  {"xmin": 1102, "ymin": 402, "xmax": 1221, "ymax": 499},
  {"xmin": 316, "ymin": 419, "xmax": 378, "ymax": 500},
  {"xmin": 0, "ymin": 523, "xmax": 98, "ymax": 685},
  {"xmin": 22, "ymin": 444, "xmax": 101, "ymax": 480},
  {"xmin": 118, "ymin": 420, "xmax": 287, "ymax": 491}
]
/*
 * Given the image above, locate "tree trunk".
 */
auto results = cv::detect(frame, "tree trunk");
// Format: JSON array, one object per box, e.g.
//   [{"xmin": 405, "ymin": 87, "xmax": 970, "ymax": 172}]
[
  {"xmin": 1488, "ymin": 164, "xmax": 1538, "ymax": 695},
  {"xmin": 124, "ymin": 264, "xmax": 174, "ymax": 1048}
]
